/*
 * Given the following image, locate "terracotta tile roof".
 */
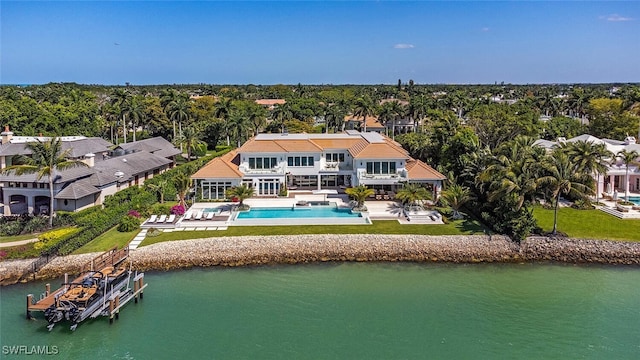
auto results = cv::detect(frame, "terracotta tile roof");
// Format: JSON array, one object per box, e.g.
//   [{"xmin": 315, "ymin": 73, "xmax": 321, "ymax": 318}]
[
  {"xmin": 255, "ymin": 99, "xmax": 286, "ymax": 106},
  {"xmin": 191, "ymin": 151, "xmax": 243, "ymax": 179},
  {"xmin": 352, "ymin": 142, "xmax": 410, "ymax": 159},
  {"xmin": 310, "ymin": 138, "xmax": 365, "ymax": 150},
  {"xmin": 236, "ymin": 138, "xmax": 288, "ymax": 153},
  {"xmin": 347, "ymin": 139, "xmax": 371, "ymax": 157},
  {"xmin": 274, "ymin": 139, "xmax": 322, "ymax": 152},
  {"xmin": 406, "ymin": 159, "xmax": 446, "ymax": 180},
  {"xmin": 345, "ymin": 115, "xmax": 385, "ymax": 129}
]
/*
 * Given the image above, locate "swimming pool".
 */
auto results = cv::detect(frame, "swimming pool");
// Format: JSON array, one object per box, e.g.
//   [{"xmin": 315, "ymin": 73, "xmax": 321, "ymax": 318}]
[
  {"xmin": 627, "ymin": 196, "xmax": 640, "ymax": 205},
  {"xmin": 236, "ymin": 206, "xmax": 361, "ymax": 219}
]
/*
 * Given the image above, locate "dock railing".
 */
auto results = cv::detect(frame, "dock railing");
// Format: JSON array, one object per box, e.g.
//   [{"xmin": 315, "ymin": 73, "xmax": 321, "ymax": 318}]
[{"xmin": 80, "ymin": 246, "xmax": 129, "ymax": 273}]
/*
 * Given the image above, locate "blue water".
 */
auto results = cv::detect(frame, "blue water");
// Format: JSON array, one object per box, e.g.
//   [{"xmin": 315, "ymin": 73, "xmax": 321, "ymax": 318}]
[
  {"xmin": 2, "ymin": 263, "xmax": 640, "ymax": 359},
  {"xmin": 627, "ymin": 196, "xmax": 640, "ymax": 205},
  {"xmin": 237, "ymin": 206, "xmax": 361, "ymax": 219}
]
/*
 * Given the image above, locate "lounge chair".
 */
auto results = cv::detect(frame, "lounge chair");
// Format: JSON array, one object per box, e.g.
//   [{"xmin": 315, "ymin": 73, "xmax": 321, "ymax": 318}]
[
  {"xmin": 167, "ymin": 214, "xmax": 176, "ymax": 223},
  {"xmin": 147, "ymin": 214, "xmax": 158, "ymax": 223},
  {"xmin": 157, "ymin": 214, "xmax": 167, "ymax": 223},
  {"xmin": 183, "ymin": 211, "xmax": 193, "ymax": 220},
  {"xmin": 205, "ymin": 212, "xmax": 214, "ymax": 220},
  {"xmin": 194, "ymin": 211, "xmax": 203, "ymax": 220}
]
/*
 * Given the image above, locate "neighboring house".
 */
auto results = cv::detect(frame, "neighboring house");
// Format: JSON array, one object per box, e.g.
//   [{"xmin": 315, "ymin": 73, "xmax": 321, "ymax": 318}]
[
  {"xmin": 343, "ymin": 115, "xmax": 385, "ymax": 133},
  {"xmin": 191, "ymin": 131, "xmax": 445, "ymax": 200},
  {"xmin": 255, "ymin": 99, "xmax": 286, "ymax": 110},
  {"xmin": 0, "ymin": 126, "xmax": 180, "ymax": 216},
  {"xmin": 533, "ymin": 134, "xmax": 640, "ymax": 197}
]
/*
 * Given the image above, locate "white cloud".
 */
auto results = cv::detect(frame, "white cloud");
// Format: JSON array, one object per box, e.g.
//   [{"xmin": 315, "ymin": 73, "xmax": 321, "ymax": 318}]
[
  {"xmin": 394, "ymin": 44, "xmax": 415, "ymax": 49},
  {"xmin": 481, "ymin": 27, "xmax": 490, "ymax": 32},
  {"xmin": 601, "ymin": 14, "xmax": 634, "ymax": 22}
]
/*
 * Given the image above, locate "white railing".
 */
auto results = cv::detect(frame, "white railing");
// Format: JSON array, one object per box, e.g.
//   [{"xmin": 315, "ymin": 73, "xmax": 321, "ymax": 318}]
[
  {"xmin": 239, "ymin": 166, "xmax": 284, "ymax": 175},
  {"xmin": 358, "ymin": 171, "xmax": 407, "ymax": 180}
]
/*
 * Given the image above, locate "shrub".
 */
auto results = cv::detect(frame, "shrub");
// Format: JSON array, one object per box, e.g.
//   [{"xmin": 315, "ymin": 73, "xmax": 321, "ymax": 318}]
[
  {"xmin": 0, "ymin": 220, "xmax": 24, "ymax": 236},
  {"xmin": 170, "ymin": 204, "xmax": 185, "ymax": 215},
  {"xmin": 22, "ymin": 216, "xmax": 48, "ymax": 234},
  {"xmin": 146, "ymin": 227, "xmax": 162, "ymax": 237},
  {"xmin": 128, "ymin": 210, "xmax": 141, "ymax": 218},
  {"xmin": 152, "ymin": 203, "xmax": 172, "ymax": 215},
  {"xmin": 117, "ymin": 215, "xmax": 140, "ymax": 232},
  {"xmin": 35, "ymin": 227, "xmax": 80, "ymax": 251}
]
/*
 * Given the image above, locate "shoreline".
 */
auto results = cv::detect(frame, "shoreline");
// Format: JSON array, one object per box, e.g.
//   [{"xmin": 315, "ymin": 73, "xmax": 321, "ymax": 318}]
[{"xmin": 2, "ymin": 234, "xmax": 640, "ymax": 286}]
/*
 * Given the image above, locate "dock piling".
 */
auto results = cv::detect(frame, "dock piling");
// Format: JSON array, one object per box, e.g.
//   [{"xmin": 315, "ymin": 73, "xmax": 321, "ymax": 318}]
[{"xmin": 26, "ymin": 294, "xmax": 33, "ymax": 320}]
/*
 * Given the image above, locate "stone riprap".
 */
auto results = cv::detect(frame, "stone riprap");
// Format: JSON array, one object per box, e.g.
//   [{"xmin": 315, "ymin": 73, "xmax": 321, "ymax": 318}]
[{"xmin": 2, "ymin": 235, "xmax": 639, "ymax": 285}]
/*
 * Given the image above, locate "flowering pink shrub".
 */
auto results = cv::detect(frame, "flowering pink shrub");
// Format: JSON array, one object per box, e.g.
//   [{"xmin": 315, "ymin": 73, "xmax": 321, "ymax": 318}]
[
  {"xmin": 127, "ymin": 210, "xmax": 141, "ymax": 218},
  {"xmin": 0, "ymin": 250, "xmax": 7, "ymax": 259},
  {"xmin": 170, "ymin": 205, "xmax": 185, "ymax": 215}
]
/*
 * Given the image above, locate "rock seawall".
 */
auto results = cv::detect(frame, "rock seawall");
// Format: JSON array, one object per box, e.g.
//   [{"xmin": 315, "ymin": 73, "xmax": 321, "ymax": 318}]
[{"xmin": 2, "ymin": 235, "xmax": 639, "ymax": 285}]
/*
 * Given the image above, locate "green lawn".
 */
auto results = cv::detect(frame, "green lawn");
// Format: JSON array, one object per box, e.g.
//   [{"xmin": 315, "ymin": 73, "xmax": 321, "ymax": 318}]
[
  {"xmin": 73, "ymin": 226, "xmax": 138, "ymax": 254},
  {"xmin": 140, "ymin": 218, "xmax": 488, "ymax": 247},
  {"xmin": 0, "ymin": 233, "xmax": 40, "ymax": 243},
  {"xmin": 533, "ymin": 206, "xmax": 640, "ymax": 241}
]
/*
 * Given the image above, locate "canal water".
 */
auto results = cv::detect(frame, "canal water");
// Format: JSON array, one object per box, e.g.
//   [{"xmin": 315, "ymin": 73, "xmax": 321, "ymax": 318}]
[{"xmin": 1, "ymin": 263, "xmax": 639, "ymax": 359}]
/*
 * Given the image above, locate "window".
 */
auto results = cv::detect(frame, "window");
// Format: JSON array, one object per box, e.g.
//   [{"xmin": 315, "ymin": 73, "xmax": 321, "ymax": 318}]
[
  {"xmin": 365, "ymin": 161, "xmax": 397, "ymax": 174},
  {"xmin": 287, "ymin": 156, "xmax": 314, "ymax": 167},
  {"xmin": 325, "ymin": 153, "xmax": 345, "ymax": 162},
  {"xmin": 248, "ymin": 157, "xmax": 278, "ymax": 169}
]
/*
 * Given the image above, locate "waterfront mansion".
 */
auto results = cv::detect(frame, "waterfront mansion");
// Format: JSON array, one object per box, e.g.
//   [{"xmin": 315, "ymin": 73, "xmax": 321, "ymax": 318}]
[{"xmin": 191, "ymin": 130, "xmax": 446, "ymax": 200}]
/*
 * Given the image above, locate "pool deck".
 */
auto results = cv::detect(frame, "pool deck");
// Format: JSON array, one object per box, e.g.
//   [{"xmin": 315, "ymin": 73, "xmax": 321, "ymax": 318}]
[{"xmin": 141, "ymin": 194, "xmax": 443, "ymax": 230}]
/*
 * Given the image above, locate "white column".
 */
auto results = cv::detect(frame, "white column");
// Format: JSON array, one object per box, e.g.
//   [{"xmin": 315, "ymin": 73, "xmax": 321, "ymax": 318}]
[
  {"xmin": 27, "ymin": 196, "xmax": 35, "ymax": 215},
  {"xmin": 317, "ymin": 175, "xmax": 321, "ymax": 190}
]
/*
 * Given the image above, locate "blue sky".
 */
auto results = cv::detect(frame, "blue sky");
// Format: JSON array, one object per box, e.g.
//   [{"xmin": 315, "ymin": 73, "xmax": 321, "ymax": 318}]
[{"xmin": 1, "ymin": 1, "xmax": 639, "ymax": 85}]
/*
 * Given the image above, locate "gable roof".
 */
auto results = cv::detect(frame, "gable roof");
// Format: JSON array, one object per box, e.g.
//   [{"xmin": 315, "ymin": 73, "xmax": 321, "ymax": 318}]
[
  {"xmin": 352, "ymin": 142, "xmax": 410, "ymax": 159},
  {"xmin": 191, "ymin": 151, "xmax": 243, "ymax": 179},
  {"xmin": 0, "ymin": 165, "xmax": 94, "ymax": 183},
  {"xmin": 236, "ymin": 138, "xmax": 288, "ymax": 153},
  {"xmin": 406, "ymin": 159, "xmax": 447, "ymax": 180},
  {"xmin": 55, "ymin": 181, "xmax": 101, "ymax": 200},
  {"xmin": 116, "ymin": 137, "xmax": 181, "ymax": 158},
  {"xmin": 91, "ymin": 151, "xmax": 172, "ymax": 186}
]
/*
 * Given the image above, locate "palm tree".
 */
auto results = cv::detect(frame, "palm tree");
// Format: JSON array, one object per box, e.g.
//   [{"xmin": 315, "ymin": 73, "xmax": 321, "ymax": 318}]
[
  {"xmin": 537, "ymin": 151, "xmax": 593, "ymax": 235},
  {"xmin": 225, "ymin": 185, "xmax": 255, "ymax": 209},
  {"xmin": 160, "ymin": 89, "xmax": 182, "ymax": 140},
  {"xmin": 166, "ymin": 96, "xmax": 191, "ymax": 150},
  {"xmin": 564, "ymin": 141, "xmax": 612, "ymax": 204},
  {"xmin": 325, "ymin": 104, "xmax": 346, "ymax": 133},
  {"xmin": 176, "ymin": 125, "xmax": 207, "ymax": 161},
  {"xmin": 174, "ymin": 172, "xmax": 192, "ymax": 207},
  {"xmin": 270, "ymin": 103, "xmax": 292, "ymax": 133},
  {"xmin": 395, "ymin": 183, "xmax": 432, "ymax": 211},
  {"xmin": 615, "ymin": 149, "xmax": 639, "ymax": 201},
  {"xmin": 128, "ymin": 95, "xmax": 147, "ymax": 142},
  {"xmin": 110, "ymin": 88, "xmax": 132, "ymax": 144},
  {"xmin": 227, "ymin": 110, "xmax": 252, "ymax": 147},
  {"xmin": 0, "ymin": 138, "xmax": 88, "ymax": 227},
  {"xmin": 146, "ymin": 178, "xmax": 169, "ymax": 203},
  {"xmin": 353, "ymin": 95, "xmax": 375, "ymax": 132},
  {"xmin": 214, "ymin": 97, "xmax": 234, "ymax": 144},
  {"xmin": 345, "ymin": 185, "xmax": 375, "ymax": 211},
  {"xmin": 439, "ymin": 184, "xmax": 472, "ymax": 219}
]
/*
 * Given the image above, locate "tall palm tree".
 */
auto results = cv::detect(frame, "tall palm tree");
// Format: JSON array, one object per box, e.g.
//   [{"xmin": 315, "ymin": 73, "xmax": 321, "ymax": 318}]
[
  {"xmin": 0, "ymin": 138, "xmax": 88, "ymax": 227},
  {"xmin": 439, "ymin": 184, "xmax": 472, "ymax": 219},
  {"xmin": 353, "ymin": 95, "xmax": 375, "ymax": 132},
  {"xmin": 166, "ymin": 96, "xmax": 192, "ymax": 151},
  {"xmin": 537, "ymin": 151, "xmax": 593, "ymax": 235},
  {"xmin": 176, "ymin": 125, "xmax": 207, "ymax": 160},
  {"xmin": 564, "ymin": 141, "xmax": 612, "ymax": 204},
  {"xmin": 409, "ymin": 95, "xmax": 431, "ymax": 133},
  {"xmin": 227, "ymin": 110, "xmax": 252, "ymax": 147},
  {"xmin": 615, "ymin": 149, "xmax": 640, "ymax": 201},
  {"xmin": 110, "ymin": 88, "xmax": 132, "ymax": 144},
  {"xmin": 214, "ymin": 97, "xmax": 234, "ymax": 144},
  {"xmin": 160, "ymin": 89, "xmax": 182, "ymax": 140},
  {"xmin": 345, "ymin": 185, "xmax": 375, "ymax": 211},
  {"xmin": 270, "ymin": 103, "xmax": 292, "ymax": 133},
  {"xmin": 325, "ymin": 104, "xmax": 347, "ymax": 133},
  {"xmin": 128, "ymin": 95, "xmax": 147, "ymax": 142},
  {"xmin": 395, "ymin": 183, "xmax": 432, "ymax": 211}
]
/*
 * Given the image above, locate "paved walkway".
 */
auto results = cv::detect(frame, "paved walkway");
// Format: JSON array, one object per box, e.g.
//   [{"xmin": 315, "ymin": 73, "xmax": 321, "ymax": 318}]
[{"xmin": 0, "ymin": 238, "xmax": 38, "ymax": 248}]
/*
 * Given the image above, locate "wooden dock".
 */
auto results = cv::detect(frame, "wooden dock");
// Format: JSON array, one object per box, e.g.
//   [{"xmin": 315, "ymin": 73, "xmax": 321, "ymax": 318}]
[{"xmin": 26, "ymin": 247, "xmax": 130, "ymax": 316}]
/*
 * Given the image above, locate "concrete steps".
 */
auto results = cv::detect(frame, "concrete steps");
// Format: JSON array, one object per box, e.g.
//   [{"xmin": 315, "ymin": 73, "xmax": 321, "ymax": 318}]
[{"xmin": 128, "ymin": 229, "xmax": 148, "ymax": 250}]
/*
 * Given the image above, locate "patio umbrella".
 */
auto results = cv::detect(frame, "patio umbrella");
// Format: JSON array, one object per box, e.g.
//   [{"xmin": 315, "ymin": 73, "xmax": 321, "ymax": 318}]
[{"xmin": 312, "ymin": 189, "xmax": 338, "ymax": 201}]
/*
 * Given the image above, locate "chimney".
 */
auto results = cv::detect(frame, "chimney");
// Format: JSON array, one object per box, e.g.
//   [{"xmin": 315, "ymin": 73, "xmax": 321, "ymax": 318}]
[
  {"xmin": 1, "ymin": 125, "xmax": 13, "ymax": 144},
  {"xmin": 84, "ymin": 153, "xmax": 95, "ymax": 167}
]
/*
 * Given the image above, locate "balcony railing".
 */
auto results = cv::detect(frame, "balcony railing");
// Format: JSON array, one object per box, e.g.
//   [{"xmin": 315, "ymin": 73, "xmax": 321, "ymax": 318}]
[
  {"xmin": 239, "ymin": 166, "xmax": 285, "ymax": 175},
  {"xmin": 322, "ymin": 162, "xmax": 353, "ymax": 172},
  {"xmin": 358, "ymin": 171, "xmax": 407, "ymax": 181}
]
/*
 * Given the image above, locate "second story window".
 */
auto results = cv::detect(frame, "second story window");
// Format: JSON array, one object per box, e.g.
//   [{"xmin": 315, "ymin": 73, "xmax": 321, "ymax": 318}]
[
  {"xmin": 325, "ymin": 153, "xmax": 345, "ymax": 162},
  {"xmin": 248, "ymin": 157, "xmax": 278, "ymax": 169},
  {"xmin": 366, "ymin": 161, "xmax": 397, "ymax": 174},
  {"xmin": 287, "ymin": 156, "xmax": 314, "ymax": 167}
]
